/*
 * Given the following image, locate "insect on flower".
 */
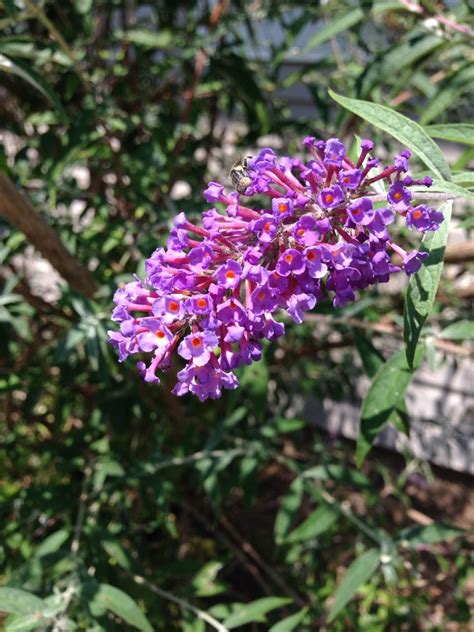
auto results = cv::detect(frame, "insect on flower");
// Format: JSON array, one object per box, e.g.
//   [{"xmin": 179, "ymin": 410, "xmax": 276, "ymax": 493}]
[{"xmin": 229, "ymin": 155, "xmax": 252, "ymax": 194}]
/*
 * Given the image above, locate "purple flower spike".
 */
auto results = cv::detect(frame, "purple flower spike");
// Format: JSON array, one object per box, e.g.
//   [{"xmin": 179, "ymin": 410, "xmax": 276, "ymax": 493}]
[{"xmin": 110, "ymin": 133, "xmax": 445, "ymax": 399}]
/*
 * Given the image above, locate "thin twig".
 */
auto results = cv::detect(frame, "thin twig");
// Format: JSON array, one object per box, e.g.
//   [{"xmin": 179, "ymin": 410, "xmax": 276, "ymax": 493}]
[
  {"xmin": 71, "ymin": 465, "xmax": 93, "ymax": 555},
  {"xmin": 183, "ymin": 500, "xmax": 275, "ymax": 597},
  {"xmin": 22, "ymin": 0, "xmax": 89, "ymax": 90},
  {"xmin": 304, "ymin": 313, "xmax": 472, "ymax": 357},
  {"xmin": 126, "ymin": 570, "xmax": 229, "ymax": 631},
  {"xmin": 219, "ymin": 513, "xmax": 307, "ymax": 608}
]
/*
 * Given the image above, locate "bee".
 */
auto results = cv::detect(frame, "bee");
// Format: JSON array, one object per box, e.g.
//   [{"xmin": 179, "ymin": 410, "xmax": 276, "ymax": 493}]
[{"xmin": 229, "ymin": 155, "xmax": 252, "ymax": 194}]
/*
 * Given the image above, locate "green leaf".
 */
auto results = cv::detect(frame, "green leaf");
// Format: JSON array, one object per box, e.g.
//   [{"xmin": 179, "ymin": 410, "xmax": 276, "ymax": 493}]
[
  {"xmin": 327, "ymin": 548, "xmax": 380, "ymax": 622},
  {"xmin": 404, "ymin": 201, "xmax": 452, "ymax": 368},
  {"xmin": 356, "ymin": 346, "xmax": 425, "ymax": 467},
  {"xmin": 352, "ymin": 329, "xmax": 384, "ymax": 378},
  {"xmin": 286, "ymin": 505, "xmax": 338, "ymax": 543},
  {"xmin": 90, "ymin": 584, "xmax": 153, "ymax": 632},
  {"xmin": 397, "ymin": 523, "xmax": 464, "ymax": 547},
  {"xmin": 223, "ymin": 597, "xmax": 292, "ymax": 629},
  {"xmin": 191, "ymin": 561, "xmax": 225, "ymax": 597},
  {"xmin": 329, "ymin": 91, "xmax": 451, "ymax": 181},
  {"xmin": 0, "ymin": 588, "xmax": 46, "ymax": 616},
  {"xmin": 34, "ymin": 529, "xmax": 69, "ymax": 558},
  {"xmin": 268, "ymin": 607, "xmax": 309, "ymax": 632},
  {"xmin": 274, "ymin": 477, "xmax": 304, "ymax": 543},
  {"xmin": 452, "ymin": 171, "xmax": 474, "ymax": 188},
  {"xmin": 304, "ymin": 9, "xmax": 363, "ymax": 52},
  {"xmin": 424, "ymin": 124, "xmax": 474, "ymax": 146},
  {"xmin": 439, "ymin": 320, "xmax": 474, "ymax": 340},
  {"xmin": 301, "ymin": 464, "xmax": 370, "ymax": 488},
  {"xmin": 420, "ymin": 65, "xmax": 474, "ymax": 125},
  {"xmin": 124, "ymin": 28, "xmax": 175, "ymax": 49},
  {"xmin": 0, "ymin": 53, "xmax": 66, "ymax": 121},
  {"xmin": 4, "ymin": 613, "xmax": 46, "ymax": 631},
  {"xmin": 411, "ymin": 179, "xmax": 474, "ymax": 200}
]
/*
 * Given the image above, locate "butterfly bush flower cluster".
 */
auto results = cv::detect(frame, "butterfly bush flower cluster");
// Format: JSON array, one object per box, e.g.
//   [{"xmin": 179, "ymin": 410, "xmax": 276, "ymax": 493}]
[{"xmin": 109, "ymin": 137, "xmax": 444, "ymax": 400}]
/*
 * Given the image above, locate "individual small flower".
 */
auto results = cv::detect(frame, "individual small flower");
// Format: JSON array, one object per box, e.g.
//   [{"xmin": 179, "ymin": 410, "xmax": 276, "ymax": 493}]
[
  {"xmin": 305, "ymin": 246, "xmax": 328, "ymax": 278},
  {"xmin": 287, "ymin": 292, "xmax": 316, "ymax": 324},
  {"xmin": 347, "ymin": 197, "xmax": 374, "ymax": 225},
  {"xmin": 203, "ymin": 182, "xmax": 225, "ymax": 202},
  {"xmin": 318, "ymin": 185, "xmax": 344, "ymax": 209},
  {"xmin": 294, "ymin": 214, "xmax": 319, "ymax": 246},
  {"xmin": 406, "ymin": 205, "xmax": 444, "ymax": 232},
  {"xmin": 276, "ymin": 249, "xmax": 306, "ymax": 277},
  {"xmin": 403, "ymin": 251, "xmax": 429, "ymax": 275},
  {"xmin": 152, "ymin": 295, "xmax": 186, "ymax": 323},
  {"xmin": 253, "ymin": 214, "xmax": 278, "ymax": 243},
  {"xmin": 272, "ymin": 197, "xmax": 294, "ymax": 220},
  {"xmin": 215, "ymin": 260, "xmax": 243, "ymax": 289},
  {"xmin": 178, "ymin": 331, "xmax": 219, "ymax": 367},
  {"xmin": 387, "ymin": 181, "xmax": 412, "ymax": 210},
  {"xmin": 324, "ymin": 139, "xmax": 346, "ymax": 166},
  {"xmin": 339, "ymin": 169, "xmax": 362, "ymax": 190}
]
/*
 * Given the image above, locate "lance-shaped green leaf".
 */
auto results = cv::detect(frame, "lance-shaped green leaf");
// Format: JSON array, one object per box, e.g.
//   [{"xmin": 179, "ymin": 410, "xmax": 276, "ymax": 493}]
[
  {"xmin": 404, "ymin": 201, "xmax": 452, "ymax": 368},
  {"xmin": 304, "ymin": 9, "xmax": 364, "ymax": 52},
  {"xmin": 222, "ymin": 597, "xmax": 292, "ymax": 629},
  {"xmin": 328, "ymin": 91, "xmax": 451, "ymax": 181},
  {"xmin": 356, "ymin": 346, "xmax": 425, "ymax": 467},
  {"xmin": 0, "ymin": 587, "xmax": 46, "ymax": 616},
  {"xmin": 89, "ymin": 584, "xmax": 153, "ymax": 632},
  {"xmin": 439, "ymin": 320, "xmax": 474, "ymax": 340},
  {"xmin": 327, "ymin": 548, "xmax": 380, "ymax": 622},
  {"xmin": 424, "ymin": 123, "xmax": 474, "ymax": 146},
  {"xmin": 269, "ymin": 607, "xmax": 309, "ymax": 632},
  {"xmin": 286, "ymin": 505, "xmax": 338, "ymax": 543},
  {"xmin": 396, "ymin": 523, "xmax": 464, "ymax": 547},
  {"xmin": 0, "ymin": 53, "xmax": 66, "ymax": 121},
  {"xmin": 420, "ymin": 65, "xmax": 474, "ymax": 125}
]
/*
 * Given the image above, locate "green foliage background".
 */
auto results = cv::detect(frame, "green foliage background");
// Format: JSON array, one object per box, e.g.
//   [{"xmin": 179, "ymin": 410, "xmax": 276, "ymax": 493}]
[{"xmin": 0, "ymin": 1, "xmax": 473, "ymax": 630}]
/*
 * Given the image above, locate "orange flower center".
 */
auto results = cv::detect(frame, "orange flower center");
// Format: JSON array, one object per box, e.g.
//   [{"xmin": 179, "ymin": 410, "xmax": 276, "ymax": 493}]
[
  {"xmin": 307, "ymin": 251, "xmax": 315, "ymax": 261},
  {"xmin": 191, "ymin": 337, "xmax": 202, "ymax": 348},
  {"xmin": 197, "ymin": 298, "xmax": 207, "ymax": 308},
  {"xmin": 264, "ymin": 222, "xmax": 273, "ymax": 232},
  {"xmin": 156, "ymin": 330, "xmax": 165, "ymax": 339},
  {"xmin": 169, "ymin": 300, "xmax": 179, "ymax": 312},
  {"xmin": 413, "ymin": 210, "xmax": 422, "ymax": 219},
  {"xmin": 324, "ymin": 193, "xmax": 334, "ymax": 204},
  {"xmin": 278, "ymin": 202, "xmax": 287, "ymax": 213},
  {"xmin": 226, "ymin": 271, "xmax": 236, "ymax": 280},
  {"xmin": 285, "ymin": 254, "xmax": 293, "ymax": 264},
  {"xmin": 297, "ymin": 228, "xmax": 305, "ymax": 236},
  {"xmin": 394, "ymin": 191, "xmax": 402, "ymax": 200}
]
